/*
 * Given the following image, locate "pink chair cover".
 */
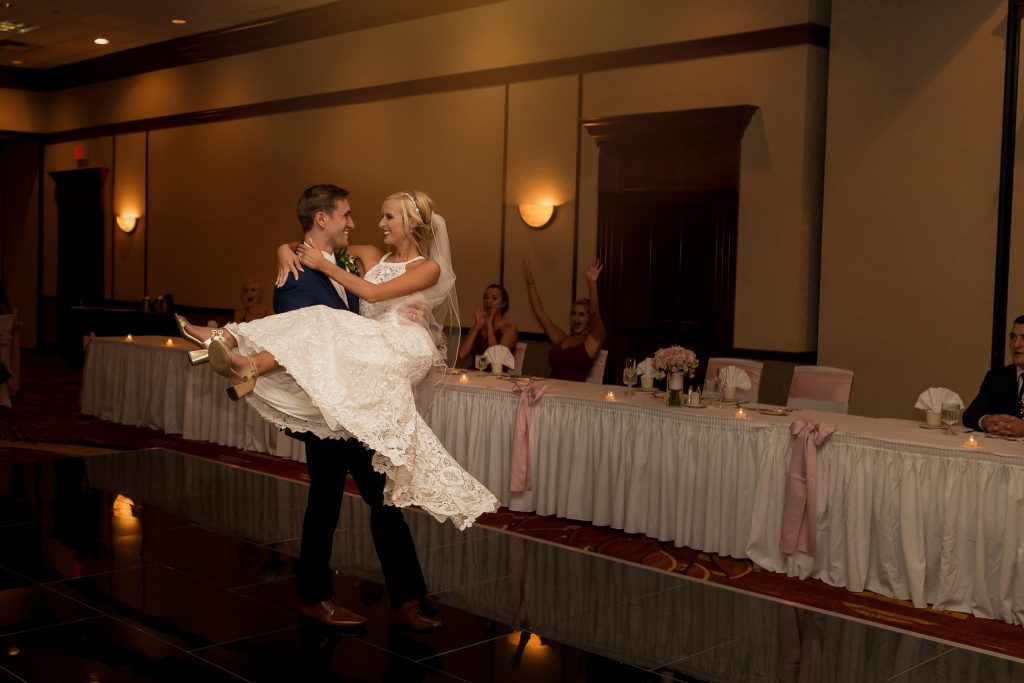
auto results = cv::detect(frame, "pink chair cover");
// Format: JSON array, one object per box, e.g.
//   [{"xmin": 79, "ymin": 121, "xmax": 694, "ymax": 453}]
[
  {"xmin": 508, "ymin": 342, "xmax": 528, "ymax": 377},
  {"xmin": 511, "ymin": 382, "xmax": 548, "ymax": 492},
  {"xmin": 789, "ymin": 366, "xmax": 853, "ymax": 404},
  {"xmin": 779, "ymin": 420, "xmax": 835, "ymax": 556}
]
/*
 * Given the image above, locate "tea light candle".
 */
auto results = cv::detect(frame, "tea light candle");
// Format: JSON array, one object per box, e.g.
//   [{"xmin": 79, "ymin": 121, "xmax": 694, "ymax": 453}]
[
  {"xmin": 124, "ymin": 334, "xmax": 133, "ymax": 343},
  {"xmin": 165, "ymin": 338, "xmax": 174, "ymax": 346},
  {"xmin": 963, "ymin": 435, "xmax": 979, "ymax": 449},
  {"xmin": 735, "ymin": 408, "xmax": 747, "ymax": 420},
  {"xmin": 459, "ymin": 373, "xmax": 469, "ymax": 384},
  {"xmin": 605, "ymin": 391, "xmax": 616, "ymax": 402}
]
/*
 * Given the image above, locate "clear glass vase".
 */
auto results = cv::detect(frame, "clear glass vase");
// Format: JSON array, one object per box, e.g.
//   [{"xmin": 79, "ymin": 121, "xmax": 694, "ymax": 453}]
[{"xmin": 667, "ymin": 372, "xmax": 685, "ymax": 406}]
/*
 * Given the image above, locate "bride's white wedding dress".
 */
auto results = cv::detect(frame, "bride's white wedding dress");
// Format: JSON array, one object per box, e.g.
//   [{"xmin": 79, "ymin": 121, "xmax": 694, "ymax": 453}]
[{"xmin": 224, "ymin": 255, "xmax": 499, "ymax": 530}]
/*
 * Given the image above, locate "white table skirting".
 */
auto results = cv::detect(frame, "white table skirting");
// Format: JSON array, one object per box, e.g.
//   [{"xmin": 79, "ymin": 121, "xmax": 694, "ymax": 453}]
[
  {"xmin": 82, "ymin": 336, "xmax": 305, "ymax": 461},
  {"xmin": 419, "ymin": 374, "xmax": 1024, "ymax": 625},
  {"xmin": 80, "ymin": 339, "xmax": 1024, "ymax": 624}
]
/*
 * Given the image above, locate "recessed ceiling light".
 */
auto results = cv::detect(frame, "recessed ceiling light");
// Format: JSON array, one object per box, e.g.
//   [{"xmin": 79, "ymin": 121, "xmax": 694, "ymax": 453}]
[
  {"xmin": 170, "ymin": 18, "xmax": 187, "ymax": 25},
  {"xmin": 94, "ymin": 37, "xmax": 109, "ymax": 45}
]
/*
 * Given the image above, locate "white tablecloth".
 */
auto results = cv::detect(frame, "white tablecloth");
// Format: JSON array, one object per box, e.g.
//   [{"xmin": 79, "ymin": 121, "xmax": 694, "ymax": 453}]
[{"xmin": 82, "ymin": 336, "xmax": 305, "ymax": 461}]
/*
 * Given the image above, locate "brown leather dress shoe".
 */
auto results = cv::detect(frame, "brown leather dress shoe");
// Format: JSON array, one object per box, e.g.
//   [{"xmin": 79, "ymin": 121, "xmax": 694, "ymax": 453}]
[
  {"xmin": 299, "ymin": 600, "xmax": 367, "ymax": 628},
  {"xmin": 390, "ymin": 599, "xmax": 443, "ymax": 631}
]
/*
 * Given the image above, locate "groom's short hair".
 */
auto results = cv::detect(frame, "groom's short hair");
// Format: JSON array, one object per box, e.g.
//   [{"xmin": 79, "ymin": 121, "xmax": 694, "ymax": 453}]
[{"xmin": 298, "ymin": 184, "xmax": 350, "ymax": 233}]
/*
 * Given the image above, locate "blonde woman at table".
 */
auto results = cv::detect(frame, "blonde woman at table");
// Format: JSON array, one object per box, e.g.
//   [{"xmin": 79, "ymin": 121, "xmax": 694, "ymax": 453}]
[
  {"xmin": 457, "ymin": 283, "xmax": 518, "ymax": 371},
  {"xmin": 522, "ymin": 258, "xmax": 606, "ymax": 382},
  {"xmin": 232, "ymin": 278, "xmax": 273, "ymax": 323},
  {"xmin": 179, "ymin": 191, "xmax": 498, "ymax": 531}
]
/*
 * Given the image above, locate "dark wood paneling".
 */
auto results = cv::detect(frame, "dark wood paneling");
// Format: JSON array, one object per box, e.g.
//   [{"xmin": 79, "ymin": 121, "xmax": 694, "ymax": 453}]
[{"xmin": 587, "ymin": 108, "xmax": 758, "ymax": 381}]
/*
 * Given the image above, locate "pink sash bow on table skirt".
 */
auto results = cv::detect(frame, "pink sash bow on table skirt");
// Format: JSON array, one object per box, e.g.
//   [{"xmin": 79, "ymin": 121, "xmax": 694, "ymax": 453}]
[
  {"xmin": 779, "ymin": 420, "xmax": 835, "ymax": 556},
  {"xmin": 511, "ymin": 383, "xmax": 548, "ymax": 492}
]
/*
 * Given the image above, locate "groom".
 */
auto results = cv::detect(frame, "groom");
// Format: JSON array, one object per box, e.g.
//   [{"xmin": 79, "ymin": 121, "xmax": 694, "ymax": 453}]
[{"xmin": 276, "ymin": 184, "xmax": 440, "ymax": 631}]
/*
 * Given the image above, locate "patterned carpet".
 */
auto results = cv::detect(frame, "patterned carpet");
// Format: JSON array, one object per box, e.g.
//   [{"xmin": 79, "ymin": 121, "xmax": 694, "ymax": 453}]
[{"xmin": 2, "ymin": 351, "xmax": 1022, "ymax": 660}]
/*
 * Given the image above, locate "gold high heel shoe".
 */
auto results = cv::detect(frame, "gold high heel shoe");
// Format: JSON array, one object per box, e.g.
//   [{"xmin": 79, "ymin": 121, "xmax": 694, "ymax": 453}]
[
  {"xmin": 174, "ymin": 314, "xmax": 211, "ymax": 366},
  {"xmin": 208, "ymin": 338, "xmax": 257, "ymax": 401}
]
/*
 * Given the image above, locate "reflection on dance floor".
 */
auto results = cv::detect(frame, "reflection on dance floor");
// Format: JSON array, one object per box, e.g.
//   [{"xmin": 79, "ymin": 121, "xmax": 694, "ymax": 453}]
[{"xmin": 0, "ymin": 448, "xmax": 1021, "ymax": 682}]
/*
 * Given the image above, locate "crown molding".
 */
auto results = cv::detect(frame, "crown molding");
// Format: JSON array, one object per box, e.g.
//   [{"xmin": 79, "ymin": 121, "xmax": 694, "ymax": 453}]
[{"xmin": 0, "ymin": 0, "xmax": 504, "ymax": 92}]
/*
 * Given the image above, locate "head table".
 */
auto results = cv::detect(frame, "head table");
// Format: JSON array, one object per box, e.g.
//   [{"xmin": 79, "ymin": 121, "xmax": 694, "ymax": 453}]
[{"xmin": 81, "ymin": 336, "xmax": 1024, "ymax": 625}]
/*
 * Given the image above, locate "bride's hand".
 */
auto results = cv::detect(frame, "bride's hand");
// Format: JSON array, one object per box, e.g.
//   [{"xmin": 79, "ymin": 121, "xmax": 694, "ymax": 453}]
[
  {"xmin": 397, "ymin": 301, "xmax": 430, "ymax": 326},
  {"xmin": 296, "ymin": 243, "xmax": 330, "ymax": 272},
  {"xmin": 276, "ymin": 244, "xmax": 303, "ymax": 287}
]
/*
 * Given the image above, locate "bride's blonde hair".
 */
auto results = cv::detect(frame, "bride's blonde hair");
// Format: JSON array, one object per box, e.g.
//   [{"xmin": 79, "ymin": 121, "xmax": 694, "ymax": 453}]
[{"xmin": 385, "ymin": 191, "xmax": 435, "ymax": 257}]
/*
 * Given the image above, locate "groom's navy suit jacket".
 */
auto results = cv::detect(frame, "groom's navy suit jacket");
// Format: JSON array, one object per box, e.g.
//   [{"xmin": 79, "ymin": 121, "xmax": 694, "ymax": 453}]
[
  {"xmin": 963, "ymin": 364, "xmax": 1021, "ymax": 431},
  {"xmin": 272, "ymin": 267, "xmax": 358, "ymax": 445},
  {"xmin": 273, "ymin": 266, "xmax": 359, "ymax": 316}
]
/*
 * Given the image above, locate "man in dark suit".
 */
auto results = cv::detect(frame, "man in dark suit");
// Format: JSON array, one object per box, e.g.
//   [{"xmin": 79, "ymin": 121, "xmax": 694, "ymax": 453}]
[
  {"xmin": 275, "ymin": 184, "xmax": 439, "ymax": 630},
  {"xmin": 963, "ymin": 314, "xmax": 1024, "ymax": 437}
]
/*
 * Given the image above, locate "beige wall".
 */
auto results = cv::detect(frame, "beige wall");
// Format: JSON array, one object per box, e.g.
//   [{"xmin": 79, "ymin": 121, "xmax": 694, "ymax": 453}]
[
  {"xmin": 112, "ymin": 133, "xmax": 147, "ymax": 302},
  {"xmin": 504, "ymin": 76, "xmax": 580, "ymax": 335},
  {"xmin": 0, "ymin": 88, "xmax": 47, "ymax": 133},
  {"xmin": 145, "ymin": 87, "xmax": 506, "ymax": 314},
  {"xmin": 40, "ymin": 0, "xmax": 828, "ymax": 134},
  {"xmin": 819, "ymin": 0, "xmax": 1005, "ymax": 418}
]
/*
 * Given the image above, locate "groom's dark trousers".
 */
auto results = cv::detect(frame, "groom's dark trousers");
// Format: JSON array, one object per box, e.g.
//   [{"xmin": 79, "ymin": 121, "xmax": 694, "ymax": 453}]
[{"xmin": 274, "ymin": 268, "xmax": 427, "ymax": 608}]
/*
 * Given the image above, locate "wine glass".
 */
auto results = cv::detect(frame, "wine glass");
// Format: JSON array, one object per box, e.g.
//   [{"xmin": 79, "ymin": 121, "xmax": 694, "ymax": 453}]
[
  {"xmin": 704, "ymin": 376, "xmax": 721, "ymax": 408},
  {"xmin": 622, "ymin": 357, "xmax": 637, "ymax": 397},
  {"xmin": 940, "ymin": 402, "xmax": 962, "ymax": 435}
]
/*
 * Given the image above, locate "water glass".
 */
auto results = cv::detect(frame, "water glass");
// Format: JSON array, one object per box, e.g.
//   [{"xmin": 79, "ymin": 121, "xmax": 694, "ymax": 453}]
[
  {"xmin": 940, "ymin": 402, "xmax": 962, "ymax": 434},
  {"xmin": 623, "ymin": 357, "xmax": 637, "ymax": 397},
  {"xmin": 704, "ymin": 377, "xmax": 721, "ymax": 408}
]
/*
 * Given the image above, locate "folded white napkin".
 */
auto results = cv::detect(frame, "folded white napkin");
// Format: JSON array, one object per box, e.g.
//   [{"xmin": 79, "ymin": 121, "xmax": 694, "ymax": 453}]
[
  {"xmin": 476, "ymin": 344, "xmax": 515, "ymax": 371},
  {"xmin": 914, "ymin": 387, "xmax": 964, "ymax": 412},
  {"xmin": 636, "ymin": 357, "xmax": 655, "ymax": 377},
  {"xmin": 718, "ymin": 366, "xmax": 751, "ymax": 390}
]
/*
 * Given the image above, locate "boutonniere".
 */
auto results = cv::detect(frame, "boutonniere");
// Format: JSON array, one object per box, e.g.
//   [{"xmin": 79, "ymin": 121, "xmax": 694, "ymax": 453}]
[{"xmin": 337, "ymin": 250, "xmax": 360, "ymax": 275}]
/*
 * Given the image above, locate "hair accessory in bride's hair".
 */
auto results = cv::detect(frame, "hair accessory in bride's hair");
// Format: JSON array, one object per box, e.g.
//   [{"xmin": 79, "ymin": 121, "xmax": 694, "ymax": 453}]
[{"xmin": 402, "ymin": 192, "xmax": 423, "ymax": 221}]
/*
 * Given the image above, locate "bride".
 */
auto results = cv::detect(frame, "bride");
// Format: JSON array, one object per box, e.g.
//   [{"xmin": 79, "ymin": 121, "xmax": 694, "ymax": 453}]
[{"xmin": 180, "ymin": 191, "xmax": 498, "ymax": 530}]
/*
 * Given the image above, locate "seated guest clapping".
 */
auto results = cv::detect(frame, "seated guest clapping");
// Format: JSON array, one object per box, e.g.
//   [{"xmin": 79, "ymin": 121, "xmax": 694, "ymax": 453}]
[
  {"xmin": 522, "ymin": 258, "xmax": 605, "ymax": 382},
  {"xmin": 458, "ymin": 284, "xmax": 518, "ymax": 371},
  {"xmin": 963, "ymin": 314, "xmax": 1024, "ymax": 436}
]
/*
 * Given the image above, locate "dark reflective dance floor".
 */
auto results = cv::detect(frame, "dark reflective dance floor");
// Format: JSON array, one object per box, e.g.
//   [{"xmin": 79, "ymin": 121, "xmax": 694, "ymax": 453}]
[{"xmin": 0, "ymin": 448, "xmax": 1022, "ymax": 682}]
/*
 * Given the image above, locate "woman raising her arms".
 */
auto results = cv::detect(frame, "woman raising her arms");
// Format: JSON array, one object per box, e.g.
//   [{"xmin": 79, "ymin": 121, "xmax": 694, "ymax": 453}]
[{"xmin": 522, "ymin": 258, "xmax": 605, "ymax": 382}]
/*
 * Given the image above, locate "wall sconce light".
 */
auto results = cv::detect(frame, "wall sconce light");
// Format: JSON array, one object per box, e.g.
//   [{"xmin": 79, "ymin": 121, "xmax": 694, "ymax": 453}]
[
  {"xmin": 116, "ymin": 215, "xmax": 139, "ymax": 234},
  {"xmin": 519, "ymin": 204, "xmax": 556, "ymax": 229}
]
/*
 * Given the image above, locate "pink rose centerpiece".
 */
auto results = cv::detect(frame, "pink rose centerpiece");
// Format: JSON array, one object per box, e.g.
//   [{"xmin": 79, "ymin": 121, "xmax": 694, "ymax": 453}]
[{"xmin": 653, "ymin": 345, "xmax": 699, "ymax": 406}]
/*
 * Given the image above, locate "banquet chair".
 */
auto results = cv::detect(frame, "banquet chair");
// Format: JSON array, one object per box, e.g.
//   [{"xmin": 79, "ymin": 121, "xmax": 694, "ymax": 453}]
[
  {"xmin": 585, "ymin": 349, "xmax": 608, "ymax": 384},
  {"xmin": 787, "ymin": 365, "xmax": 854, "ymax": 414},
  {"xmin": 508, "ymin": 342, "xmax": 527, "ymax": 376},
  {"xmin": 705, "ymin": 357, "xmax": 763, "ymax": 403}
]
